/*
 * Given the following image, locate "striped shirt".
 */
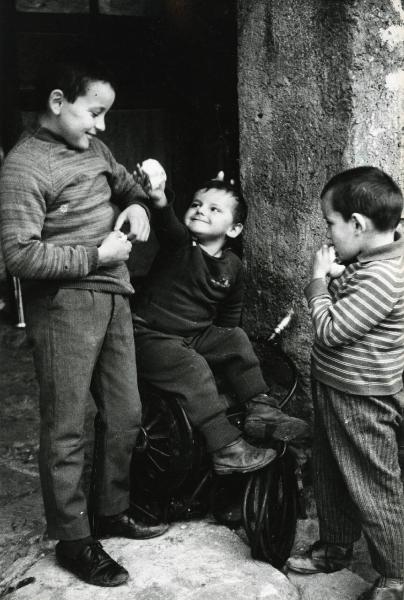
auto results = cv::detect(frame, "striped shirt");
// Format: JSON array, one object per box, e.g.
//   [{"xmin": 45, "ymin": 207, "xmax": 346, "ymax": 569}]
[
  {"xmin": 305, "ymin": 235, "xmax": 404, "ymax": 395},
  {"xmin": 0, "ymin": 127, "xmax": 148, "ymax": 295}
]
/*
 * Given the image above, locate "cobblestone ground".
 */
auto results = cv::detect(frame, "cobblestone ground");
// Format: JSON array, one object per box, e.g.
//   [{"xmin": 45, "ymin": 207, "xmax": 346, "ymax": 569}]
[{"xmin": 0, "ymin": 309, "xmax": 45, "ymax": 596}]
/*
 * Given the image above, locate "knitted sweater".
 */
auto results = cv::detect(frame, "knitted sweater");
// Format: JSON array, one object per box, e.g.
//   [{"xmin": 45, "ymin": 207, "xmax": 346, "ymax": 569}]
[
  {"xmin": 0, "ymin": 127, "xmax": 148, "ymax": 295},
  {"xmin": 305, "ymin": 234, "xmax": 404, "ymax": 396},
  {"xmin": 135, "ymin": 203, "xmax": 244, "ymax": 336}
]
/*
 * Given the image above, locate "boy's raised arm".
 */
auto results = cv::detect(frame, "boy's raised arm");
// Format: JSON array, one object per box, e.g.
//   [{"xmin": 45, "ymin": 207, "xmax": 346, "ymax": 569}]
[{"xmin": 306, "ymin": 263, "xmax": 400, "ymax": 347}]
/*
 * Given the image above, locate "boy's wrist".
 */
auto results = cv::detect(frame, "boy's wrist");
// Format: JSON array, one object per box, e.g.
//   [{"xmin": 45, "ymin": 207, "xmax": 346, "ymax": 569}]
[
  {"xmin": 304, "ymin": 277, "xmax": 329, "ymax": 302},
  {"xmin": 152, "ymin": 188, "xmax": 174, "ymax": 209},
  {"xmin": 311, "ymin": 268, "xmax": 328, "ymax": 280},
  {"xmin": 151, "ymin": 192, "xmax": 168, "ymax": 208}
]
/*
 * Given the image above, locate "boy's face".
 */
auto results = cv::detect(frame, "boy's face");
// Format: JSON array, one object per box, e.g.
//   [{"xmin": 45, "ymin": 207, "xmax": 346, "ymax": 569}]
[
  {"xmin": 322, "ymin": 191, "xmax": 362, "ymax": 262},
  {"xmin": 53, "ymin": 81, "xmax": 115, "ymax": 150},
  {"xmin": 184, "ymin": 189, "xmax": 242, "ymax": 243}
]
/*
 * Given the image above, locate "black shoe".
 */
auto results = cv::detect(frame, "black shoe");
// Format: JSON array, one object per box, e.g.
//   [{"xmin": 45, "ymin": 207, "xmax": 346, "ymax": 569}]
[
  {"xmin": 56, "ymin": 540, "xmax": 128, "ymax": 587},
  {"xmin": 96, "ymin": 511, "xmax": 169, "ymax": 540},
  {"xmin": 212, "ymin": 437, "xmax": 276, "ymax": 475},
  {"xmin": 358, "ymin": 579, "xmax": 404, "ymax": 600},
  {"xmin": 286, "ymin": 540, "xmax": 353, "ymax": 574},
  {"xmin": 245, "ymin": 393, "xmax": 310, "ymax": 442}
]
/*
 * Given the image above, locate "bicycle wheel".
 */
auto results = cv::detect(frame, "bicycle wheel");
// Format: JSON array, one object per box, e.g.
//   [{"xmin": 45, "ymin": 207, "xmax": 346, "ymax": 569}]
[
  {"xmin": 242, "ymin": 449, "xmax": 298, "ymax": 568},
  {"xmin": 131, "ymin": 382, "xmax": 195, "ymax": 496}
]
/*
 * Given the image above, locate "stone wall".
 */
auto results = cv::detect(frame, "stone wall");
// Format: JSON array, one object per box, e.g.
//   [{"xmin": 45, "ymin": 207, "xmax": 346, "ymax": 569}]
[{"xmin": 238, "ymin": 0, "xmax": 404, "ymax": 417}]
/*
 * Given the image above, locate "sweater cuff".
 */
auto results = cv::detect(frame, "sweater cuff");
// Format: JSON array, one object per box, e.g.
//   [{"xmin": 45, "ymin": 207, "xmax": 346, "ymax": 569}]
[
  {"xmin": 125, "ymin": 200, "xmax": 151, "ymax": 220},
  {"xmin": 86, "ymin": 246, "xmax": 99, "ymax": 273},
  {"xmin": 304, "ymin": 277, "xmax": 329, "ymax": 302}
]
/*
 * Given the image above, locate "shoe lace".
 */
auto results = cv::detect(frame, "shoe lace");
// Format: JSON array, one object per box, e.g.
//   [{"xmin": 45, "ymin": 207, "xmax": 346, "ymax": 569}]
[{"xmin": 87, "ymin": 541, "xmax": 111, "ymax": 567}]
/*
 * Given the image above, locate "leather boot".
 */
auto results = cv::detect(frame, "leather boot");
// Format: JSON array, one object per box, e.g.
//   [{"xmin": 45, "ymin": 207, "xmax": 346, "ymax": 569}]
[
  {"xmin": 244, "ymin": 393, "xmax": 310, "ymax": 442},
  {"xmin": 358, "ymin": 579, "xmax": 404, "ymax": 600},
  {"xmin": 212, "ymin": 437, "xmax": 276, "ymax": 475},
  {"xmin": 286, "ymin": 540, "xmax": 353, "ymax": 574}
]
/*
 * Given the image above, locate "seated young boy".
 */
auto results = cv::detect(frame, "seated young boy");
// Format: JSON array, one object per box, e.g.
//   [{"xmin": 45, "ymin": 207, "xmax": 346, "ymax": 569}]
[
  {"xmin": 129, "ymin": 161, "xmax": 309, "ymax": 475},
  {"xmin": 286, "ymin": 167, "xmax": 404, "ymax": 600}
]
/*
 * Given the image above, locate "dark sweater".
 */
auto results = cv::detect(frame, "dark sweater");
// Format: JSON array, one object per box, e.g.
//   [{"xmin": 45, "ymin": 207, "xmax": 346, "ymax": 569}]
[
  {"xmin": 135, "ymin": 203, "xmax": 244, "ymax": 336},
  {"xmin": 0, "ymin": 127, "xmax": 148, "ymax": 295}
]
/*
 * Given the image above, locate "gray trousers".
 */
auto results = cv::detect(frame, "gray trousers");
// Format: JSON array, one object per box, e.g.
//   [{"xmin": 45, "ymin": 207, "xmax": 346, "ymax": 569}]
[
  {"xmin": 312, "ymin": 379, "xmax": 404, "ymax": 579},
  {"xmin": 26, "ymin": 289, "xmax": 141, "ymax": 541}
]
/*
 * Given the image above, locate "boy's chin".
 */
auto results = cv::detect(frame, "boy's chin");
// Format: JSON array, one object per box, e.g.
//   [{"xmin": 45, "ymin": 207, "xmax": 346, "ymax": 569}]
[
  {"xmin": 67, "ymin": 136, "xmax": 91, "ymax": 151},
  {"xmin": 187, "ymin": 224, "xmax": 207, "ymax": 236}
]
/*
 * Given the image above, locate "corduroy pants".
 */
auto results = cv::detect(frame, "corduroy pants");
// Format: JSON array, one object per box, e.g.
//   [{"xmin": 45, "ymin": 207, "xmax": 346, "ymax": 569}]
[
  {"xmin": 312, "ymin": 379, "xmax": 404, "ymax": 579},
  {"xmin": 26, "ymin": 289, "xmax": 141, "ymax": 541},
  {"xmin": 134, "ymin": 322, "xmax": 268, "ymax": 452}
]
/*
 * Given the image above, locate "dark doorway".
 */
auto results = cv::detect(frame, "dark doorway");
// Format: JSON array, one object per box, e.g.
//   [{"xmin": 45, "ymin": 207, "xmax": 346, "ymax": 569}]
[{"xmin": 0, "ymin": 0, "xmax": 239, "ymax": 276}]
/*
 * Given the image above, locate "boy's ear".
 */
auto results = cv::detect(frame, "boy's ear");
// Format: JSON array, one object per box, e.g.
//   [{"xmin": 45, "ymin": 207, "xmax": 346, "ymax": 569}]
[
  {"xmin": 226, "ymin": 222, "xmax": 243, "ymax": 239},
  {"xmin": 351, "ymin": 213, "xmax": 368, "ymax": 233},
  {"xmin": 48, "ymin": 89, "xmax": 65, "ymax": 116}
]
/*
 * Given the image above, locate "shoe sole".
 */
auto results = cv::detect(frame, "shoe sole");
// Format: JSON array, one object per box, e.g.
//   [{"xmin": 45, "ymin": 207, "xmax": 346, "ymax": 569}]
[
  {"xmin": 214, "ymin": 448, "xmax": 277, "ymax": 475},
  {"xmin": 286, "ymin": 557, "xmax": 351, "ymax": 575},
  {"xmin": 97, "ymin": 523, "xmax": 170, "ymax": 540},
  {"xmin": 245, "ymin": 419, "xmax": 310, "ymax": 442}
]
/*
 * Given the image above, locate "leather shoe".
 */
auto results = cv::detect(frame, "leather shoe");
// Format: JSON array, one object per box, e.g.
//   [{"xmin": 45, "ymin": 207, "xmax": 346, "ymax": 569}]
[
  {"xmin": 358, "ymin": 580, "xmax": 404, "ymax": 600},
  {"xmin": 286, "ymin": 540, "xmax": 353, "ymax": 574},
  {"xmin": 56, "ymin": 540, "xmax": 128, "ymax": 587},
  {"xmin": 96, "ymin": 511, "xmax": 169, "ymax": 539},
  {"xmin": 212, "ymin": 437, "xmax": 276, "ymax": 475},
  {"xmin": 245, "ymin": 393, "xmax": 310, "ymax": 442}
]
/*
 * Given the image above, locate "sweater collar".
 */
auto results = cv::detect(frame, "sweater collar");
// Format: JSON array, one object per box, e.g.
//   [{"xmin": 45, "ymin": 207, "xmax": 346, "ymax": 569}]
[
  {"xmin": 358, "ymin": 231, "xmax": 403, "ymax": 263},
  {"xmin": 33, "ymin": 126, "xmax": 69, "ymax": 145}
]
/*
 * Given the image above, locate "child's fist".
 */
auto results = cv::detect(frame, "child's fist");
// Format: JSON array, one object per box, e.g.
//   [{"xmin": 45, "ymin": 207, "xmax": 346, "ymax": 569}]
[
  {"xmin": 140, "ymin": 159, "xmax": 167, "ymax": 190},
  {"xmin": 98, "ymin": 231, "xmax": 132, "ymax": 265},
  {"xmin": 329, "ymin": 262, "xmax": 346, "ymax": 278},
  {"xmin": 134, "ymin": 159, "xmax": 167, "ymax": 208},
  {"xmin": 312, "ymin": 244, "xmax": 345, "ymax": 279}
]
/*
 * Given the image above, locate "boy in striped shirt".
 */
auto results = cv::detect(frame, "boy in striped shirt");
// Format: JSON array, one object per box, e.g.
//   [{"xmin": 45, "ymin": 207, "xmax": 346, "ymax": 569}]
[{"xmin": 287, "ymin": 167, "xmax": 404, "ymax": 600}]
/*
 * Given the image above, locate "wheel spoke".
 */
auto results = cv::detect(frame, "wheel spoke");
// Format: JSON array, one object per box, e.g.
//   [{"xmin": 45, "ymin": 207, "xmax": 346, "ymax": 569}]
[
  {"xmin": 146, "ymin": 453, "xmax": 166, "ymax": 472},
  {"xmin": 148, "ymin": 444, "xmax": 171, "ymax": 458}
]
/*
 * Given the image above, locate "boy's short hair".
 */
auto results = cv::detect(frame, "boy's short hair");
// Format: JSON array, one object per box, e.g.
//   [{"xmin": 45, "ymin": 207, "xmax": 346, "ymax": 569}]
[
  {"xmin": 198, "ymin": 178, "xmax": 248, "ymax": 224},
  {"xmin": 321, "ymin": 166, "xmax": 403, "ymax": 231},
  {"xmin": 35, "ymin": 56, "xmax": 115, "ymax": 111}
]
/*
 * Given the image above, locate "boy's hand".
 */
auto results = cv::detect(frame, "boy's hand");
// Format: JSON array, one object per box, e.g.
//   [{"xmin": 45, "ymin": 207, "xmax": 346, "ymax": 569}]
[
  {"xmin": 312, "ymin": 244, "xmax": 345, "ymax": 279},
  {"xmin": 114, "ymin": 204, "xmax": 150, "ymax": 242},
  {"xmin": 134, "ymin": 159, "xmax": 167, "ymax": 208},
  {"xmin": 98, "ymin": 231, "xmax": 133, "ymax": 266}
]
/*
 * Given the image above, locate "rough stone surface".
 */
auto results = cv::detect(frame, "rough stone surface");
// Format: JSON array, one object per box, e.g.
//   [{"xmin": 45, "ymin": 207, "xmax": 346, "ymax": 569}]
[
  {"xmin": 288, "ymin": 570, "xmax": 369, "ymax": 600},
  {"xmin": 4, "ymin": 522, "xmax": 300, "ymax": 600},
  {"xmin": 237, "ymin": 0, "xmax": 404, "ymax": 416}
]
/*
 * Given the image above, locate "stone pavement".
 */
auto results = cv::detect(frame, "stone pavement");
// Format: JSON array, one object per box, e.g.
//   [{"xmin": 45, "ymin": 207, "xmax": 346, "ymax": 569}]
[{"xmin": 0, "ymin": 307, "xmax": 377, "ymax": 599}]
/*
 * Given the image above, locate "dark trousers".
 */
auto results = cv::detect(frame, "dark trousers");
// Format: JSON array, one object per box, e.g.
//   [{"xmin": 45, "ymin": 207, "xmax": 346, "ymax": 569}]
[
  {"xmin": 26, "ymin": 289, "xmax": 141, "ymax": 541},
  {"xmin": 312, "ymin": 379, "xmax": 404, "ymax": 579},
  {"xmin": 134, "ymin": 322, "xmax": 268, "ymax": 452}
]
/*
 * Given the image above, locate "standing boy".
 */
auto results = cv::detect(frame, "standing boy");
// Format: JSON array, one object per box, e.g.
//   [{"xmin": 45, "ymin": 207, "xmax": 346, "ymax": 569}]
[
  {"xmin": 287, "ymin": 167, "xmax": 404, "ymax": 600},
  {"xmin": 131, "ymin": 162, "xmax": 309, "ymax": 475},
  {"xmin": 0, "ymin": 58, "xmax": 167, "ymax": 588}
]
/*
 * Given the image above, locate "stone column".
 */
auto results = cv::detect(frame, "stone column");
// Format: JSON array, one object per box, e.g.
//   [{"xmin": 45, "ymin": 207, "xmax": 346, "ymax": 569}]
[{"xmin": 238, "ymin": 0, "xmax": 403, "ymax": 414}]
